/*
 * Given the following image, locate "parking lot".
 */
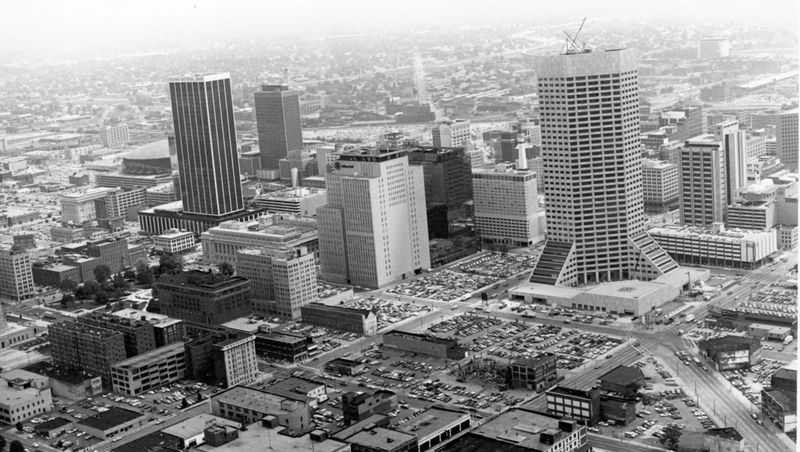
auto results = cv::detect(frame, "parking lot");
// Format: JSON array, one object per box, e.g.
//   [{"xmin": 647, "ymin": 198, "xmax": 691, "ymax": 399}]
[
  {"xmin": 16, "ymin": 378, "xmax": 221, "ymax": 451},
  {"xmin": 593, "ymin": 357, "xmax": 723, "ymax": 447},
  {"xmin": 385, "ymin": 269, "xmax": 497, "ymax": 301},
  {"xmin": 458, "ymin": 252, "xmax": 537, "ymax": 278},
  {"xmin": 343, "ymin": 296, "xmax": 430, "ymax": 329},
  {"xmin": 722, "ymin": 358, "xmax": 789, "ymax": 408}
]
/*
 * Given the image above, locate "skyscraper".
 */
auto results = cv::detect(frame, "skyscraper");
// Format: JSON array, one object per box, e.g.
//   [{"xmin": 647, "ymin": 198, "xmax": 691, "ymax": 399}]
[
  {"xmin": 528, "ymin": 48, "xmax": 677, "ymax": 286},
  {"xmin": 776, "ymin": 109, "xmax": 798, "ymax": 171},
  {"xmin": 679, "ymin": 135, "xmax": 726, "ymax": 227},
  {"xmin": 0, "ymin": 245, "xmax": 33, "ymax": 303},
  {"xmin": 169, "ymin": 73, "xmax": 243, "ymax": 216},
  {"xmin": 713, "ymin": 120, "xmax": 746, "ymax": 205},
  {"xmin": 254, "ymin": 85, "xmax": 303, "ymax": 171},
  {"xmin": 318, "ymin": 148, "xmax": 431, "ymax": 289}
]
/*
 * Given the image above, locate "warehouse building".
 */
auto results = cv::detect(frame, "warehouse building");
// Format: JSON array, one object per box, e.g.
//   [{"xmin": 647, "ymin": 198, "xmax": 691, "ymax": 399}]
[
  {"xmin": 382, "ymin": 331, "xmax": 466, "ymax": 360},
  {"xmin": 698, "ymin": 335, "xmax": 761, "ymax": 371}
]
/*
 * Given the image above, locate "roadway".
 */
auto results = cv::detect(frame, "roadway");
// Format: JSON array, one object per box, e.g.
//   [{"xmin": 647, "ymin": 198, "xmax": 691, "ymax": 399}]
[{"xmin": 93, "ymin": 402, "xmax": 210, "ymax": 452}]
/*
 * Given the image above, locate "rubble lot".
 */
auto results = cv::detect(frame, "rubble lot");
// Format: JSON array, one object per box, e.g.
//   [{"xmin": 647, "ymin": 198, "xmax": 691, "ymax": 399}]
[{"xmin": 385, "ymin": 269, "xmax": 497, "ymax": 301}]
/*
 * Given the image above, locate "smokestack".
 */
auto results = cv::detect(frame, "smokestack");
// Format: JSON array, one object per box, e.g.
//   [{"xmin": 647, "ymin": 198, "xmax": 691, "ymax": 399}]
[
  {"xmin": 291, "ymin": 167, "xmax": 299, "ymax": 188},
  {"xmin": 517, "ymin": 143, "xmax": 528, "ymax": 170}
]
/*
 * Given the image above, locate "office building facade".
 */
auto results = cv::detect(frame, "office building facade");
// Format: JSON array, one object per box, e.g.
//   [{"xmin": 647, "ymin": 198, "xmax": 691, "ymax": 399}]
[
  {"xmin": 529, "ymin": 48, "xmax": 677, "ymax": 286},
  {"xmin": 49, "ymin": 321, "xmax": 127, "ymax": 384},
  {"xmin": 473, "ymin": 165, "xmax": 543, "ymax": 247},
  {"xmin": 214, "ymin": 335, "xmax": 258, "ymax": 388},
  {"xmin": 713, "ymin": 120, "xmax": 746, "ymax": 206},
  {"xmin": 299, "ymin": 303, "xmax": 377, "ymax": 336},
  {"xmin": 169, "ymin": 73, "xmax": 244, "ymax": 216},
  {"xmin": 255, "ymin": 85, "xmax": 303, "ymax": 171},
  {"xmin": 641, "ymin": 159, "xmax": 680, "ymax": 212},
  {"xmin": 110, "ymin": 342, "xmax": 187, "ymax": 395},
  {"xmin": 99, "ymin": 124, "xmax": 130, "ymax": 147},
  {"xmin": 679, "ymin": 137, "xmax": 726, "ymax": 226},
  {"xmin": 0, "ymin": 245, "xmax": 33, "ymax": 302},
  {"xmin": 155, "ymin": 272, "xmax": 252, "ymax": 329},
  {"xmin": 318, "ymin": 149, "xmax": 430, "ymax": 289},
  {"xmin": 776, "ymin": 109, "xmax": 798, "ymax": 171},
  {"xmin": 432, "ymin": 120, "xmax": 471, "ymax": 148}
]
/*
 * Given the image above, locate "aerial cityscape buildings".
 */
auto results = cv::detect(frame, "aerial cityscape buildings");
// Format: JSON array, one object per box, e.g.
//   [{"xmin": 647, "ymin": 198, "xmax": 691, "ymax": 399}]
[{"xmin": 0, "ymin": 8, "xmax": 796, "ymax": 452}]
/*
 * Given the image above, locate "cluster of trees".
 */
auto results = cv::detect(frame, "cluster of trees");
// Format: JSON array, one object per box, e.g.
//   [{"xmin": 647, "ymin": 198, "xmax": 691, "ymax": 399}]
[
  {"xmin": 2, "ymin": 431, "xmax": 31, "ymax": 452},
  {"xmin": 58, "ymin": 264, "xmax": 131, "ymax": 307}
]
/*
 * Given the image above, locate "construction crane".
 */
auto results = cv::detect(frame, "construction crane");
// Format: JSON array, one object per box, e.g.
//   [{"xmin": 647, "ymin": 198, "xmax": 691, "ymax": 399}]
[{"xmin": 563, "ymin": 17, "xmax": 590, "ymax": 54}]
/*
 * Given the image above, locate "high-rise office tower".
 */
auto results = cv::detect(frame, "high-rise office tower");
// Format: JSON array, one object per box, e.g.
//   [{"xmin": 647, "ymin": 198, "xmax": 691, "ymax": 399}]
[
  {"xmin": 318, "ymin": 149, "xmax": 431, "ymax": 289},
  {"xmin": 0, "ymin": 245, "xmax": 33, "ymax": 303},
  {"xmin": 472, "ymin": 163, "xmax": 544, "ymax": 247},
  {"xmin": 432, "ymin": 120, "xmax": 471, "ymax": 148},
  {"xmin": 169, "ymin": 73, "xmax": 243, "ymax": 216},
  {"xmin": 776, "ymin": 109, "xmax": 798, "ymax": 171},
  {"xmin": 528, "ymin": 48, "xmax": 677, "ymax": 286},
  {"xmin": 713, "ymin": 120, "xmax": 746, "ymax": 205},
  {"xmin": 413, "ymin": 54, "xmax": 428, "ymax": 104},
  {"xmin": 255, "ymin": 85, "xmax": 303, "ymax": 171},
  {"xmin": 679, "ymin": 135, "xmax": 726, "ymax": 226}
]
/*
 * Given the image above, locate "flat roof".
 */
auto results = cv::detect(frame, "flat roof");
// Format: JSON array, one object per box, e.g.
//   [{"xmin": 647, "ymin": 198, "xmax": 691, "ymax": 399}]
[
  {"xmin": 161, "ymin": 413, "xmax": 239, "ymax": 439},
  {"xmin": 454, "ymin": 408, "xmax": 576, "ymax": 451},
  {"xmin": 395, "ymin": 406, "xmax": 469, "ymax": 440},
  {"xmin": 221, "ymin": 317, "xmax": 280, "ymax": 334},
  {"xmin": 584, "ymin": 280, "xmax": 664, "ymax": 298},
  {"xmin": 213, "ymin": 386, "xmax": 300, "ymax": 414},
  {"xmin": 203, "ymin": 423, "xmax": 348, "ymax": 452},
  {"xmin": 600, "ymin": 365, "xmax": 645, "ymax": 385},
  {"xmin": 111, "ymin": 342, "xmax": 186, "ymax": 369},
  {"xmin": 36, "ymin": 417, "xmax": 72, "ymax": 431},
  {"xmin": 77, "ymin": 407, "xmax": 142, "ymax": 432},
  {"xmin": 347, "ymin": 427, "xmax": 417, "ymax": 451}
]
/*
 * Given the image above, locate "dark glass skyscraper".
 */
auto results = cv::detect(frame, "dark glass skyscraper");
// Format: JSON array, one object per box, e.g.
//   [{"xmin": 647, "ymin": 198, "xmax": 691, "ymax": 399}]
[
  {"xmin": 254, "ymin": 85, "xmax": 303, "ymax": 171},
  {"xmin": 169, "ymin": 73, "xmax": 243, "ymax": 216}
]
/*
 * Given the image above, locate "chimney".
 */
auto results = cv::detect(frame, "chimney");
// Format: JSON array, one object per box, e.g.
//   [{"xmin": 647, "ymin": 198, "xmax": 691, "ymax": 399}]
[
  {"xmin": 517, "ymin": 143, "xmax": 528, "ymax": 170},
  {"xmin": 291, "ymin": 167, "xmax": 299, "ymax": 188}
]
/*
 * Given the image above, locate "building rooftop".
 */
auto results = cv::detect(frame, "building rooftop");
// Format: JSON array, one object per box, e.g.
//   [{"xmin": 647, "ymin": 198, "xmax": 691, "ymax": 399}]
[
  {"xmin": 347, "ymin": 427, "xmax": 417, "ymax": 451},
  {"xmin": 156, "ymin": 230, "xmax": 194, "ymax": 239},
  {"xmin": 700, "ymin": 335, "xmax": 760, "ymax": 352},
  {"xmin": 446, "ymin": 408, "xmax": 579, "ymax": 451},
  {"xmin": 648, "ymin": 225, "xmax": 774, "ymax": 241},
  {"xmin": 202, "ymin": 423, "xmax": 349, "ymax": 452},
  {"xmin": 77, "ymin": 407, "xmax": 142, "ymax": 432},
  {"xmin": 213, "ymin": 386, "xmax": 304, "ymax": 415},
  {"xmin": 257, "ymin": 331, "xmax": 307, "ymax": 345},
  {"xmin": 161, "ymin": 413, "xmax": 239, "ymax": 440},
  {"xmin": 36, "ymin": 417, "xmax": 72, "ymax": 431},
  {"xmin": 111, "ymin": 342, "xmax": 186, "ymax": 369},
  {"xmin": 706, "ymin": 427, "xmax": 744, "ymax": 442},
  {"xmin": 384, "ymin": 330, "xmax": 459, "ymax": 346},
  {"xmin": 764, "ymin": 388, "xmax": 796, "ymax": 411},
  {"xmin": 395, "ymin": 406, "xmax": 469, "ymax": 440},
  {"xmin": 126, "ymin": 140, "xmax": 170, "ymax": 160},
  {"xmin": 600, "ymin": 365, "xmax": 645, "ymax": 386},
  {"xmin": 302, "ymin": 303, "xmax": 373, "ymax": 318},
  {"xmin": 257, "ymin": 187, "xmax": 326, "ymax": 200}
]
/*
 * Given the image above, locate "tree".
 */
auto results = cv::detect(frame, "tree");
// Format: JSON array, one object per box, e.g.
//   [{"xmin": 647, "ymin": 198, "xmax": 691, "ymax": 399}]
[
  {"xmin": 218, "ymin": 261, "xmax": 234, "ymax": 276},
  {"xmin": 94, "ymin": 290, "xmax": 110, "ymax": 305},
  {"xmin": 93, "ymin": 265, "xmax": 112, "ymax": 283},
  {"xmin": 112, "ymin": 273, "xmax": 129, "ymax": 291},
  {"xmin": 60, "ymin": 293, "xmax": 73, "ymax": 308},
  {"xmin": 58, "ymin": 278, "xmax": 77, "ymax": 294},
  {"xmin": 158, "ymin": 253, "xmax": 183, "ymax": 276},
  {"xmin": 659, "ymin": 424, "xmax": 683, "ymax": 450},
  {"xmin": 14, "ymin": 422, "xmax": 22, "ymax": 432},
  {"xmin": 0, "ymin": 433, "xmax": 6, "ymax": 451},
  {"xmin": 8, "ymin": 440, "xmax": 23, "ymax": 452},
  {"xmin": 196, "ymin": 390, "xmax": 204, "ymax": 403},
  {"xmin": 123, "ymin": 269, "xmax": 136, "ymax": 281},
  {"xmin": 182, "ymin": 397, "xmax": 190, "ymax": 409}
]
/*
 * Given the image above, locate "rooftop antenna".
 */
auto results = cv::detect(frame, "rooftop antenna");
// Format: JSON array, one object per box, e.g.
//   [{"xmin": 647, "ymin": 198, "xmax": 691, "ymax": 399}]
[{"xmin": 563, "ymin": 17, "xmax": 590, "ymax": 54}]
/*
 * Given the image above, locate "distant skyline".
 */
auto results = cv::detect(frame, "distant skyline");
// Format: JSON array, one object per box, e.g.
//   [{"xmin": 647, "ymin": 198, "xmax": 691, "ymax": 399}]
[{"xmin": 1, "ymin": 0, "xmax": 797, "ymax": 61}]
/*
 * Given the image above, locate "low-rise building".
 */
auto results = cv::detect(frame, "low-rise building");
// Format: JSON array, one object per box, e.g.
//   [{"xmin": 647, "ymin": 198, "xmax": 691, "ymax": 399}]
[
  {"xmin": 440, "ymin": 409, "xmax": 588, "ymax": 452},
  {"xmin": 510, "ymin": 353, "xmax": 558, "ymax": 391},
  {"xmin": 342, "ymin": 390, "xmax": 398, "ymax": 425},
  {"xmin": 252, "ymin": 187, "xmax": 327, "ymax": 217},
  {"xmin": 382, "ymin": 331, "xmax": 466, "ymax": 360},
  {"xmin": 347, "ymin": 427, "xmax": 418, "ymax": 452},
  {"xmin": 648, "ymin": 224, "xmax": 777, "ymax": 269},
  {"xmin": 160, "ymin": 413, "xmax": 241, "ymax": 449},
  {"xmin": 698, "ymin": 335, "xmax": 761, "ymax": 371},
  {"xmin": 761, "ymin": 388, "xmax": 796, "ymax": 433},
  {"xmin": 254, "ymin": 331, "xmax": 310, "ymax": 363},
  {"xmin": 326, "ymin": 358, "xmax": 366, "ymax": 376},
  {"xmin": 394, "ymin": 406, "xmax": 471, "ymax": 452},
  {"xmin": 726, "ymin": 201, "xmax": 776, "ymax": 231},
  {"xmin": 300, "ymin": 303, "xmax": 377, "ymax": 336},
  {"xmin": 211, "ymin": 386, "xmax": 311, "ymax": 436},
  {"xmin": 153, "ymin": 230, "xmax": 196, "ymax": 253},
  {"xmin": 76, "ymin": 406, "xmax": 145, "ymax": 439},
  {"xmin": 599, "ymin": 394, "xmax": 638, "ymax": 426},
  {"xmin": 110, "ymin": 341, "xmax": 187, "ymax": 395},
  {"xmin": 545, "ymin": 386, "xmax": 601, "ymax": 425},
  {"xmin": 599, "ymin": 365, "xmax": 645, "ymax": 398},
  {"xmin": 34, "ymin": 417, "xmax": 73, "ymax": 438},
  {"xmin": 0, "ymin": 369, "xmax": 53, "ymax": 424}
]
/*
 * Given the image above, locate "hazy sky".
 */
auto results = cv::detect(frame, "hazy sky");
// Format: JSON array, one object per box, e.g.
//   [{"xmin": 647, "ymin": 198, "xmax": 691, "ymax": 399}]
[{"xmin": 1, "ymin": 0, "xmax": 797, "ymax": 60}]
